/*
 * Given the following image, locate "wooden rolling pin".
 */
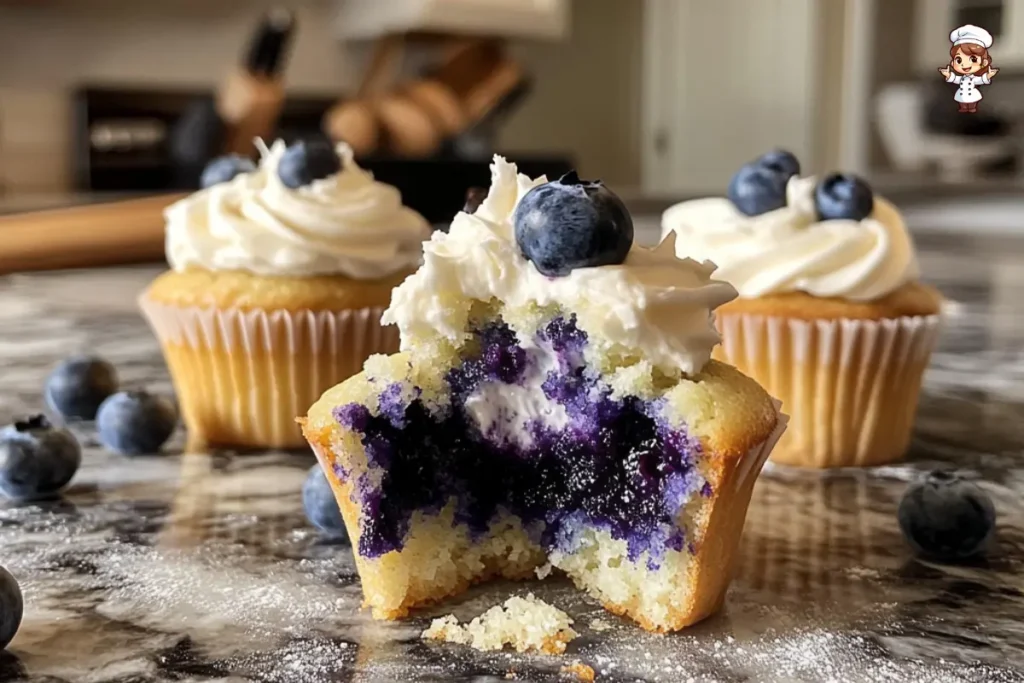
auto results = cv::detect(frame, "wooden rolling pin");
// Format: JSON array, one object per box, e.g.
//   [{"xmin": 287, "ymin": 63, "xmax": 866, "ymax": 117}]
[{"xmin": 0, "ymin": 193, "xmax": 185, "ymax": 275}]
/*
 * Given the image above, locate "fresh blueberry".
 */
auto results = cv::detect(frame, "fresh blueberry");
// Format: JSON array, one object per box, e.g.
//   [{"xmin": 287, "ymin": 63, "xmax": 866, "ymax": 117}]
[
  {"xmin": 727, "ymin": 163, "xmax": 789, "ymax": 216},
  {"xmin": 0, "ymin": 566, "xmax": 21, "ymax": 650},
  {"xmin": 757, "ymin": 149, "xmax": 801, "ymax": 178},
  {"xmin": 96, "ymin": 391, "xmax": 177, "ymax": 456},
  {"xmin": 277, "ymin": 139, "xmax": 342, "ymax": 189},
  {"xmin": 44, "ymin": 355, "xmax": 118, "ymax": 421},
  {"xmin": 814, "ymin": 172, "xmax": 874, "ymax": 221},
  {"xmin": 513, "ymin": 171, "xmax": 633, "ymax": 277},
  {"xmin": 0, "ymin": 415, "xmax": 81, "ymax": 501},
  {"xmin": 898, "ymin": 470, "xmax": 996, "ymax": 562},
  {"xmin": 302, "ymin": 465, "xmax": 348, "ymax": 539},
  {"xmin": 199, "ymin": 154, "xmax": 256, "ymax": 189},
  {"xmin": 726, "ymin": 150, "xmax": 802, "ymax": 217}
]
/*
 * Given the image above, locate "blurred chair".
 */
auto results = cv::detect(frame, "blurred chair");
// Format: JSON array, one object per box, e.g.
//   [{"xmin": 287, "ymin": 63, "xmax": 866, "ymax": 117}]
[{"xmin": 875, "ymin": 82, "xmax": 1009, "ymax": 182}]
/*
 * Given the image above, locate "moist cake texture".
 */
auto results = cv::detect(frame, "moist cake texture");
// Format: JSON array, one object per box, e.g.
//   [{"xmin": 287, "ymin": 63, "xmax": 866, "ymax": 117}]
[
  {"xmin": 422, "ymin": 593, "xmax": 577, "ymax": 654},
  {"xmin": 335, "ymin": 314, "xmax": 708, "ymax": 566},
  {"xmin": 303, "ymin": 157, "xmax": 785, "ymax": 632}
]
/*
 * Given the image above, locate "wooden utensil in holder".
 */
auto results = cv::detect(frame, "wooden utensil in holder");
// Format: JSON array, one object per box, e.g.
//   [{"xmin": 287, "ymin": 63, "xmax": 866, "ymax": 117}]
[
  {"xmin": 324, "ymin": 36, "xmax": 527, "ymax": 158},
  {"xmin": 0, "ymin": 194, "xmax": 183, "ymax": 275}
]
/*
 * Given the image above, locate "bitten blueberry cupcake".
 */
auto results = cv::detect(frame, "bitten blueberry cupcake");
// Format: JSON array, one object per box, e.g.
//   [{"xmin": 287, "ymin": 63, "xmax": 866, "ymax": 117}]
[
  {"xmin": 302, "ymin": 157, "xmax": 787, "ymax": 632},
  {"xmin": 140, "ymin": 139, "xmax": 431, "ymax": 449},
  {"xmin": 662, "ymin": 150, "xmax": 942, "ymax": 469}
]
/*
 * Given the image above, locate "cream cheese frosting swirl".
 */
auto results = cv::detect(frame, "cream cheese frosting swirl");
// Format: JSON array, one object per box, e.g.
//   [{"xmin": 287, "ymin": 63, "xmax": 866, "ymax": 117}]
[
  {"xmin": 165, "ymin": 140, "xmax": 431, "ymax": 279},
  {"xmin": 383, "ymin": 156, "xmax": 737, "ymax": 376},
  {"xmin": 660, "ymin": 175, "xmax": 920, "ymax": 301}
]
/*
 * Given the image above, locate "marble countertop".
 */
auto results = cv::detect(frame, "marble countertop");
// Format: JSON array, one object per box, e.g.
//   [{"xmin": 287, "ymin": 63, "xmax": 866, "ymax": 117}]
[{"xmin": 0, "ymin": 232, "xmax": 1022, "ymax": 683}]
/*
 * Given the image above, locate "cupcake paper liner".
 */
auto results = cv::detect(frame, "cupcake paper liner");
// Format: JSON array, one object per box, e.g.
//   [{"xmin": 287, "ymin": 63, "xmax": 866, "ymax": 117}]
[
  {"xmin": 684, "ymin": 403, "xmax": 788, "ymax": 627},
  {"xmin": 715, "ymin": 312, "xmax": 942, "ymax": 468},
  {"xmin": 140, "ymin": 297, "xmax": 398, "ymax": 449}
]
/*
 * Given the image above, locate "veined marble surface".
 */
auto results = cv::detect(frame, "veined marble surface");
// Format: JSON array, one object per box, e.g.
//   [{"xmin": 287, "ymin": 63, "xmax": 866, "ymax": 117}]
[{"xmin": 0, "ymin": 232, "xmax": 1021, "ymax": 683}]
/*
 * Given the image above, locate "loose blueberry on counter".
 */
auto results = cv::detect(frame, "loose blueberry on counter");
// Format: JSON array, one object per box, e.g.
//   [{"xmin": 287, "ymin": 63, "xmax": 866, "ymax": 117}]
[
  {"xmin": 44, "ymin": 355, "xmax": 118, "ymax": 421},
  {"xmin": 96, "ymin": 391, "xmax": 177, "ymax": 456},
  {"xmin": 513, "ymin": 171, "xmax": 633, "ymax": 277},
  {"xmin": 277, "ymin": 139, "xmax": 342, "ymax": 189},
  {"xmin": 0, "ymin": 566, "xmax": 21, "ymax": 650},
  {"xmin": 302, "ymin": 465, "xmax": 348, "ymax": 540},
  {"xmin": 199, "ymin": 154, "xmax": 256, "ymax": 189},
  {"xmin": 898, "ymin": 469, "xmax": 996, "ymax": 562},
  {"xmin": 0, "ymin": 415, "xmax": 81, "ymax": 501},
  {"xmin": 814, "ymin": 172, "xmax": 874, "ymax": 221}
]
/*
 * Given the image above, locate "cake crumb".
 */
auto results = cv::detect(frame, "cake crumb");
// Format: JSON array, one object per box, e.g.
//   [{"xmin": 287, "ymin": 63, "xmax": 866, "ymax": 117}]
[
  {"xmin": 588, "ymin": 618, "xmax": 613, "ymax": 632},
  {"xmin": 561, "ymin": 661, "xmax": 596, "ymax": 681},
  {"xmin": 844, "ymin": 566, "xmax": 882, "ymax": 580},
  {"xmin": 535, "ymin": 562, "xmax": 553, "ymax": 579},
  {"xmin": 422, "ymin": 593, "xmax": 577, "ymax": 654}
]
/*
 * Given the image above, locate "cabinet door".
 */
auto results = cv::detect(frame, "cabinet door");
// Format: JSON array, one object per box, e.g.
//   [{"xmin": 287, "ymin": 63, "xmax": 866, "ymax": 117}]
[
  {"xmin": 642, "ymin": 0, "xmax": 819, "ymax": 194},
  {"xmin": 924, "ymin": 0, "xmax": 1024, "ymax": 67},
  {"xmin": 999, "ymin": 0, "xmax": 1024, "ymax": 63}
]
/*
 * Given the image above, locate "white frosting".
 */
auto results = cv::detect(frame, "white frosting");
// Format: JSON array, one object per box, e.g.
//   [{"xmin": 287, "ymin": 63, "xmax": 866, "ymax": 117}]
[
  {"xmin": 464, "ymin": 347, "xmax": 568, "ymax": 448},
  {"xmin": 660, "ymin": 175, "xmax": 921, "ymax": 301},
  {"xmin": 165, "ymin": 140, "xmax": 431, "ymax": 279},
  {"xmin": 382, "ymin": 156, "xmax": 737, "ymax": 376}
]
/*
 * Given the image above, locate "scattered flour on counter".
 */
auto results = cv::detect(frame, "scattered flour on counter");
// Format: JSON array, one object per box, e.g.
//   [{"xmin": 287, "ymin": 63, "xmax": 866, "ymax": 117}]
[
  {"xmin": 225, "ymin": 637, "xmax": 355, "ymax": 683},
  {"xmin": 423, "ymin": 593, "xmax": 577, "ymax": 655}
]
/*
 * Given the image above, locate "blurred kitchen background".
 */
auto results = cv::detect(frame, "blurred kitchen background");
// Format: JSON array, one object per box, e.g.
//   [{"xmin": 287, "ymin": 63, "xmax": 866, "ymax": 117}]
[{"xmin": 0, "ymin": 0, "xmax": 1022, "ymax": 232}]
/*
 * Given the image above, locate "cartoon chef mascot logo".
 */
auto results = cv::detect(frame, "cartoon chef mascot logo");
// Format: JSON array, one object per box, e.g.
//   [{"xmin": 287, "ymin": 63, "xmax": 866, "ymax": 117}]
[{"xmin": 940, "ymin": 24, "xmax": 998, "ymax": 113}]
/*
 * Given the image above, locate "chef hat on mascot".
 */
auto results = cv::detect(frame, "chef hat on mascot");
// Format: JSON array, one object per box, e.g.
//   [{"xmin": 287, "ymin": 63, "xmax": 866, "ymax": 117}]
[{"xmin": 950, "ymin": 24, "xmax": 994, "ymax": 49}]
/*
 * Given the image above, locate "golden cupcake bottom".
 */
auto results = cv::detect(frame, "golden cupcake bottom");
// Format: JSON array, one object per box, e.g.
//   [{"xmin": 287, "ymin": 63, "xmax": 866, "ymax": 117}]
[
  {"xmin": 141, "ymin": 268, "xmax": 408, "ymax": 450},
  {"xmin": 713, "ymin": 283, "xmax": 943, "ymax": 468}
]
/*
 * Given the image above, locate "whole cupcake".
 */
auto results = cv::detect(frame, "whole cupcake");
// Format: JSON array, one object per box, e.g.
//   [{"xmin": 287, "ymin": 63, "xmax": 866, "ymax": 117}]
[
  {"xmin": 661, "ymin": 150, "xmax": 942, "ymax": 468},
  {"xmin": 140, "ymin": 139, "xmax": 431, "ymax": 449}
]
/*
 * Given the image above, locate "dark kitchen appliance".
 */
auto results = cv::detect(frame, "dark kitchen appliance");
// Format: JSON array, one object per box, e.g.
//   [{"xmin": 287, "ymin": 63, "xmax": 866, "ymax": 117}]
[{"xmin": 73, "ymin": 87, "xmax": 574, "ymax": 224}]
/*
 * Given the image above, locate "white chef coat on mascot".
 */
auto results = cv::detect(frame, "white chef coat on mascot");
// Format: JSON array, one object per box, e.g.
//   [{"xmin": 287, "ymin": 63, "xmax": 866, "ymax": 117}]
[{"xmin": 946, "ymin": 25, "xmax": 994, "ymax": 103}]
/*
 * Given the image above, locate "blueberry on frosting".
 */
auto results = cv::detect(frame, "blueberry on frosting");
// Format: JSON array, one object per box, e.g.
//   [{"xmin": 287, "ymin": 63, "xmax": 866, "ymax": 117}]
[
  {"xmin": 814, "ymin": 173, "xmax": 874, "ymax": 221},
  {"xmin": 200, "ymin": 155, "xmax": 256, "ymax": 189},
  {"xmin": 513, "ymin": 171, "xmax": 634, "ymax": 277},
  {"xmin": 727, "ymin": 150, "xmax": 800, "ymax": 217},
  {"xmin": 277, "ymin": 139, "xmax": 342, "ymax": 189},
  {"xmin": 757, "ymin": 149, "xmax": 800, "ymax": 178}
]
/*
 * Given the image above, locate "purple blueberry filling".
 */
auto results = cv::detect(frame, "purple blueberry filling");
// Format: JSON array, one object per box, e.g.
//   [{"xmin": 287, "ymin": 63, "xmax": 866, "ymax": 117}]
[{"xmin": 333, "ymin": 317, "xmax": 709, "ymax": 567}]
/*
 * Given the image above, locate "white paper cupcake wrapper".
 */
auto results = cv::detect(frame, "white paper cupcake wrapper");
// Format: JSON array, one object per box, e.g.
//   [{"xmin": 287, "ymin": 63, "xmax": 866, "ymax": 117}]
[
  {"xmin": 716, "ymin": 313, "xmax": 942, "ymax": 468},
  {"xmin": 730, "ymin": 399, "xmax": 789, "ymax": 497},
  {"xmin": 139, "ymin": 298, "xmax": 398, "ymax": 449}
]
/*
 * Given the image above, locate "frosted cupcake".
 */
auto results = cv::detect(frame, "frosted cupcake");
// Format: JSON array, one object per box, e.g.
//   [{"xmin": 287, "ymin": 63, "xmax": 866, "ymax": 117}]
[
  {"xmin": 302, "ymin": 158, "xmax": 788, "ymax": 632},
  {"xmin": 662, "ymin": 150, "xmax": 942, "ymax": 468},
  {"xmin": 141, "ymin": 139, "xmax": 431, "ymax": 449}
]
